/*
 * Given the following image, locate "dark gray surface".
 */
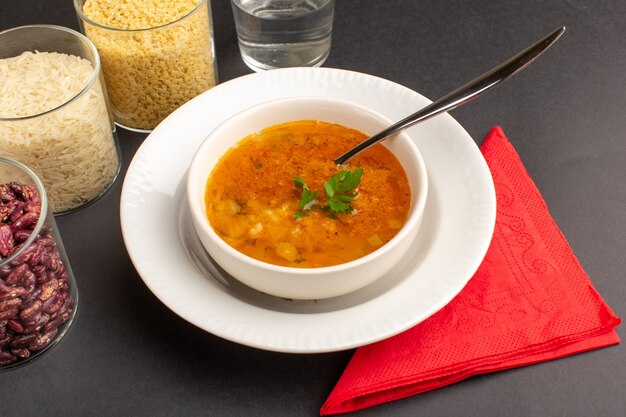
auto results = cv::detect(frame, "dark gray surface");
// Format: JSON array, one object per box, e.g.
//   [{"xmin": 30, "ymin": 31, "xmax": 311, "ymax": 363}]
[{"xmin": 1, "ymin": 0, "xmax": 624, "ymax": 416}]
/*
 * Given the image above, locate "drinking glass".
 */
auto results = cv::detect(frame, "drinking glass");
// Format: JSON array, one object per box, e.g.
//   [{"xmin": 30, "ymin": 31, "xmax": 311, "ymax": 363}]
[{"xmin": 230, "ymin": 0, "xmax": 335, "ymax": 72}]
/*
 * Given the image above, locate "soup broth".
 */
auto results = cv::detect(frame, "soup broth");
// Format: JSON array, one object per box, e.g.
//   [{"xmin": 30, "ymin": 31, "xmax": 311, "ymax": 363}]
[{"xmin": 204, "ymin": 120, "xmax": 411, "ymax": 268}]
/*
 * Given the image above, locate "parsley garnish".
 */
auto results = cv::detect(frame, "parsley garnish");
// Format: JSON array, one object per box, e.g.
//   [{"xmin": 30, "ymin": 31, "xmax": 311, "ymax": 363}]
[
  {"xmin": 293, "ymin": 169, "xmax": 363, "ymax": 218},
  {"xmin": 294, "ymin": 176, "xmax": 318, "ymax": 218},
  {"xmin": 324, "ymin": 169, "xmax": 363, "ymax": 214}
]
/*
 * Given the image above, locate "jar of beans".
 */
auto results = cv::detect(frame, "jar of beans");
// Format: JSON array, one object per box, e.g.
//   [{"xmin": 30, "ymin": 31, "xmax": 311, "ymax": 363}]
[{"xmin": 0, "ymin": 156, "xmax": 78, "ymax": 369}]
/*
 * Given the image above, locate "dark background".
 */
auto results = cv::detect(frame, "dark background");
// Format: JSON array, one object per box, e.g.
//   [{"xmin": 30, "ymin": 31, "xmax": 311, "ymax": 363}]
[{"xmin": 1, "ymin": 0, "xmax": 625, "ymax": 416}]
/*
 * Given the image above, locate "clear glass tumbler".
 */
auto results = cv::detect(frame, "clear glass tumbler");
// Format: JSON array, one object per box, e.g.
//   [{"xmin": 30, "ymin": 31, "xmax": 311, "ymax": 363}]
[
  {"xmin": 230, "ymin": 0, "xmax": 335, "ymax": 72},
  {"xmin": 0, "ymin": 157, "xmax": 78, "ymax": 370},
  {"xmin": 0, "ymin": 25, "xmax": 121, "ymax": 215},
  {"xmin": 74, "ymin": 0, "xmax": 218, "ymax": 132}
]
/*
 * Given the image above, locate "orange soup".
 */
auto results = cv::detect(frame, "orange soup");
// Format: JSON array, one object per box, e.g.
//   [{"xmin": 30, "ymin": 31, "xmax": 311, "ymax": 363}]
[{"xmin": 204, "ymin": 120, "xmax": 411, "ymax": 268}]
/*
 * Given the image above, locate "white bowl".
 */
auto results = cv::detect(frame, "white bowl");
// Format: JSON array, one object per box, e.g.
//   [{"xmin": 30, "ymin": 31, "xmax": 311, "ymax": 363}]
[{"xmin": 186, "ymin": 97, "xmax": 428, "ymax": 300}]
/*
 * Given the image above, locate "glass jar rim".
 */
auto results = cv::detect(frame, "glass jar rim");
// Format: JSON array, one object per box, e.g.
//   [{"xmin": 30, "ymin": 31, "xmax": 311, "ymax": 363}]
[
  {"xmin": 0, "ymin": 24, "xmax": 102, "ymax": 122},
  {"xmin": 0, "ymin": 156, "xmax": 50, "ymax": 268},
  {"xmin": 73, "ymin": 0, "xmax": 209, "ymax": 32}
]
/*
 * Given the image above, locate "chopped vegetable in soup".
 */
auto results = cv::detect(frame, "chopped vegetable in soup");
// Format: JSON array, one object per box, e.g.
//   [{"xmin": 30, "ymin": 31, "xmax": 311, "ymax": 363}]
[{"xmin": 204, "ymin": 120, "xmax": 411, "ymax": 268}]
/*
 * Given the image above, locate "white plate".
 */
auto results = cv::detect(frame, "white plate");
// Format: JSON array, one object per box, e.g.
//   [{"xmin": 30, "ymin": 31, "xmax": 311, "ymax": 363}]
[{"xmin": 120, "ymin": 68, "xmax": 496, "ymax": 353}]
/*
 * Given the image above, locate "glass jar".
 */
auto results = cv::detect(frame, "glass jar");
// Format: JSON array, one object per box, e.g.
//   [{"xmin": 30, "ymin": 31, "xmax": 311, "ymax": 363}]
[
  {"xmin": 0, "ymin": 157, "xmax": 78, "ymax": 370},
  {"xmin": 0, "ymin": 25, "xmax": 121, "ymax": 215},
  {"xmin": 74, "ymin": 0, "xmax": 218, "ymax": 132}
]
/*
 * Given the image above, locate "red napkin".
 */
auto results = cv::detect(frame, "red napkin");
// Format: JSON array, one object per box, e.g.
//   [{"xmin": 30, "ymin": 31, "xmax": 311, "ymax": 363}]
[{"xmin": 321, "ymin": 126, "xmax": 621, "ymax": 415}]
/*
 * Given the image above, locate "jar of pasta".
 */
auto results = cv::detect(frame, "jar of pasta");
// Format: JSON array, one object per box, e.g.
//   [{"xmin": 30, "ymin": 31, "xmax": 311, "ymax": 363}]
[
  {"xmin": 74, "ymin": 0, "xmax": 218, "ymax": 132},
  {"xmin": 0, "ymin": 25, "xmax": 121, "ymax": 214}
]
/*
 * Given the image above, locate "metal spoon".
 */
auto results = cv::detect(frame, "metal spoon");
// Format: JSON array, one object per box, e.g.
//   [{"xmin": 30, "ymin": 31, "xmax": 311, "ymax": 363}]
[{"xmin": 334, "ymin": 26, "xmax": 566, "ymax": 165}]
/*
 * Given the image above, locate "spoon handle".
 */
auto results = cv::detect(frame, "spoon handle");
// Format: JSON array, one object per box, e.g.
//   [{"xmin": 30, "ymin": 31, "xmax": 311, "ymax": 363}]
[{"xmin": 334, "ymin": 26, "xmax": 566, "ymax": 165}]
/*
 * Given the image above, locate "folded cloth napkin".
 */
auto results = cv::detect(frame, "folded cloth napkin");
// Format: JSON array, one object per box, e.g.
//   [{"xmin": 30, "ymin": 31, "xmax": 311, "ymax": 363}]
[{"xmin": 321, "ymin": 126, "xmax": 621, "ymax": 415}]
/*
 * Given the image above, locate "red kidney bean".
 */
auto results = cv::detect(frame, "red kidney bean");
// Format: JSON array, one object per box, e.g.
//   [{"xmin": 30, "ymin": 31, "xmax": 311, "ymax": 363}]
[
  {"xmin": 0, "ymin": 334, "xmax": 12, "ymax": 347},
  {"xmin": 9, "ymin": 202, "xmax": 25, "ymax": 223},
  {"xmin": 11, "ymin": 347, "xmax": 30, "ymax": 359},
  {"xmin": 10, "ymin": 333, "xmax": 37, "ymax": 349},
  {"xmin": 0, "ymin": 184, "xmax": 13, "ymax": 202},
  {"xmin": 0, "ymin": 324, "xmax": 10, "ymax": 339},
  {"xmin": 0, "ymin": 321, "xmax": 10, "ymax": 333},
  {"xmin": 19, "ymin": 300, "xmax": 42, "ymax": 323},
  {"xmin": 43, "ymin": 315, "xmax": 65, "ymax": 333},
  {"xmin": 5, "ymin": 264, "xmax": 28, "ymax": 286},
  {"xmin": 13, "ymin": 229, "xmax": 32, "ymax": 243},
  {"xmin": 0, "ymin": 286, "xmax": 26, "ymax": 301},
  {"xmin": 7, "ymin": 183, "xmax": 23, "ymax": 197},
  {"xmin": 38, "ymin": 235, "xmax": 55, "ymax": 248},
  {"xmin": 0, "ymin": 308, "xmax": 18, "ymax": 320},
  {"xmin": 21, "ymin": 287, "xmax": 40, "ymax": 306},
  {"xmin": 10, "ymin": 211, "xmax": 37, "ymax": 234},
  {"xmin": 12, "ymin": 183, "xmax": 38, "ymax": 204},
  {"xmin": 32, "ymin": 265, "xmax": 47, "ymax": 285},
  {"xmin": 22, "ymin": 313, "xmax": 49, "ymax": 334},
  {"xmin": 0, "ymin": 200, "xmax": 20, "ymax": 220},
  {"xmin": 0, "ymin": 350, "xmax": 16, "ymax": 365},
  {"xmin": 23, "ymin": 201, "xmax": 41, "ymax": 215},
  {"xmin": 7, "ymin": 319, "xmax": 23, "ymax": 333},
  {"xmin": 40, "ymin": 279, "xmax": 58, "ymax": 301},
  {"xmin": 0, "ymin": 207, "xmax": 12, "ymax": 223},
  {"xmin": 42, "ymin": 247, "xmax": 61, "ymax": 271},
  {"xmin": 27, "ymin": 243, "xmax": 45, "ymax": 268},
  {"xmin": 0, "ymin": 266, "xmax": 9, "ymax": 280},
  {"xmin": 0, "ymin": 298, "xmax": 22, "ymax": 311},
  {"xmin": 0, "ymin": 182, "xmax": 75, "ymax": 366},
  {"xmin": 12, "ymin": 242, "xmax": 42, "ymax": 266},
  {"xmin": 44, "ymin": 293, "xmax": 64, "ymax": 315},
  {"xmin": 46, "ymin": 270, "xmax": 58, "ymax": 282},
  {"xmin": 23, "ymin": 270, "xmax": 36, "ymax": 290},
  {"xmin": 0, "ymin": 224, "xmax": 13, "ymax": 257},
  {"xmin": 42, "ymin": 291, "xmax": 59, "ymax": 310},
  {"xmin": 22, "ymin": 312, "xmax": 42, "ymax": 328},
  {"xmin": 26, "ymin": 328, "xmax": 57, "ymax": 352}
]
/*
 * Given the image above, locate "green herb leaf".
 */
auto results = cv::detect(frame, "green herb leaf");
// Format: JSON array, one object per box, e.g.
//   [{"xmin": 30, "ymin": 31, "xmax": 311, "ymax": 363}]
[
  {"xmin": 294, "ymin": 176, "xmax": 306, "ymax": 188},
  {"xmin": 334, "ymin": 194, "xmax": 355, "ymax": 202},
  {"xmin": 341, "ymin": 169, "xmax": 363, "ymax": 191},
  {"xmin": 327, "ymin": 199, "xmax": 351, "ymax": 212},
  {"xmin": 299, "ymin": 188, "xmax": 318, "ymax": 209},
  {"xmin": 325, "ymin": 169, "xmax": 363, "ymax": 195},
  {"xmin": 323, "ymin": 181, "xmax": 335, "ymax": 198},
  {"xmin": 294, "ymin": 176, "xmax": 318, "ymax": 218},
  {"xmin": 324, "ymin": 168, "xmax": 363, "ymax": 214},
  {"xmin": 294, "ymin": 168, "xmax": 363, "ymax": 218}
]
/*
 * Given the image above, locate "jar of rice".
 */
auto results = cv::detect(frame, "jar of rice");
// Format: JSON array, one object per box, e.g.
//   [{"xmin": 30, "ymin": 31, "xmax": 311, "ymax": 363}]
[
  {"xmin": 74, "ymin": 0, "xmax": 218, "ymax": 132},
  {"xmin": 0, "ymin": 25, "xmax": 121, "ymax": 214}
]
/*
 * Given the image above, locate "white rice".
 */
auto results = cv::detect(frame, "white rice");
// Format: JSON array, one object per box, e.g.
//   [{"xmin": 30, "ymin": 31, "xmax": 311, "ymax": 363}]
[{"xmin": 0, "ymin": 51, "xmax": 119, "ymax": 213}]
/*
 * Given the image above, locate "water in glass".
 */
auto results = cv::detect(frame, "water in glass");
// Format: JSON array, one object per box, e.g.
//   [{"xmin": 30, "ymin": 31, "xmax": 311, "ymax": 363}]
[{"xmin": 231, "ymin": 0, "xmax": 334, "ymax": 71}]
